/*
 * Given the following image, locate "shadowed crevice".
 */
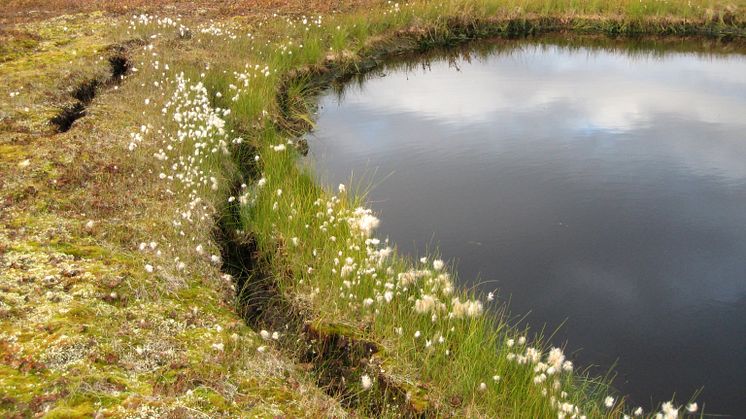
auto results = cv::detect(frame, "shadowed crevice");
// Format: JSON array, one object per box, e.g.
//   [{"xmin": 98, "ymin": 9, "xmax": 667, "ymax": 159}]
[
  {"xmin": 50, "ymin": 44, "xmax": 134, "ymax": 133},
  {"xmin": 214, "ymin": 152, "xmax": 432, "ymax": 416},
  {"xmin": 109, "ymin": 54, "xmax": 130, "ymax": 81},
  {"xmin": 50, "ymin": 103, "xmax": 86, "ymax": 133}
]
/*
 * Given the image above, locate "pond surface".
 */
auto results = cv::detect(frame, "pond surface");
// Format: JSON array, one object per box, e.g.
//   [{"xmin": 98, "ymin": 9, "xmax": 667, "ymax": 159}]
[{"xmin": 307, "ymin": 38, "xmax": 746, "ymax": 415}]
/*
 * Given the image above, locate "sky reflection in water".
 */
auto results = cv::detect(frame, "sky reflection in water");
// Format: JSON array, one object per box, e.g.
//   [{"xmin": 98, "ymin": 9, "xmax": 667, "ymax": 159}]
[{"xmin": 308, "ymin": 42, "xmax": 746, "ymax": 414}]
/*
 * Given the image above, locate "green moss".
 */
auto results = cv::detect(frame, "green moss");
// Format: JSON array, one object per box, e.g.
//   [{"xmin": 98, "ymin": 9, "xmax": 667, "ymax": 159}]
[
  {"xmin": 6, "ymin": 214, "xmax": 52, "ymax": 230},
  {"xmin": 190, "ymin": 387, "xmax": 230, "ymax": 412},
  {"xmin": 45, "ymin": 402, "xmax": 96, "ymax": 418},
  {"xmin": 0, "ymin": 144, "xmax": 28, "ymax": 163},
  {"xmin": 176, "ymin": 283, "xmax": 226, "ymax": 316},
  {"xmin": 4, "ymin": 13, "xmax": 113, "ymax": 68},
  {"xmin": 47, "ymin": 241, "xmax": 109, "ymax": 259},
  {"xmin": 57, "ymin": 304, "xmax": 97, "ymax": 327},
  {"xmin": 0, "ymin": 37, "xmax": 40, "ymax": 62},
  {"xmin": 257, "ymin": 381, "xmax": 296, "ymax": 404},
  {"xmin": 0, "ymin": 366, "xmax": 38, "ymax": 404}
]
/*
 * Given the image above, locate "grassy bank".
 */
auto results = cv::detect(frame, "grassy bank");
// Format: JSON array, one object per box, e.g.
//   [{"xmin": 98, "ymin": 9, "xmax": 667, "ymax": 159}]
[{"xmin": 1, "ymin": 0, "xmax": 744, "ymax": 417}]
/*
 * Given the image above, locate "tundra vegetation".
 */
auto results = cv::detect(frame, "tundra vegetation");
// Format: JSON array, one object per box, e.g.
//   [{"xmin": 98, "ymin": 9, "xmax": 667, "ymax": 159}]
[{"xmin": 1, "ymin": 0, "xmax": 743, "ymax": 417}]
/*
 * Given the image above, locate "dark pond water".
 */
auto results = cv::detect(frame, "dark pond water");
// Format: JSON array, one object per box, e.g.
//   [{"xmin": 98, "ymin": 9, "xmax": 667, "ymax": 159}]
[{"xmin": 307, "ymin": 38, "xmax": 746, "ymax": 415}]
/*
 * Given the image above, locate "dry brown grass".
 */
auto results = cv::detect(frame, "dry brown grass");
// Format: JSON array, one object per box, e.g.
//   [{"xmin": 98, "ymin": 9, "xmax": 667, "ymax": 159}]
[{"xmin": 1, "ymin": 0, "xmax": 378, "ymax": 24}]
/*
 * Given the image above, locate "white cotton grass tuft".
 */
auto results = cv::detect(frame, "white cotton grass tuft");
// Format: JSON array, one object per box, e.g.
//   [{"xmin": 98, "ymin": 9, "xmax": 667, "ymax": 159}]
[
  {"xmin": 686, "ymin": 402, "xmax": 698, "ymax": 413},
  {"xmin": 361, "ymin": 374, "xmax": 373, "ymax": 390},
  {"xmin": 451, "ymin": 297, "xmax": 483, "ymax": 318},
  {"xmin": 604, "ymin": 396, "xmax": 615, "ymax": 408},
  {"xmin": 414, "ymin": 294, "xmax": 445, "ymax": 314},
  {"xmin": 660, "ymin": 402, "xmax": 679, "ymax": 418},
  {"xmin": 547, "ymin": 347, "xmax": 565, "ymax": 370},
  {"xmin": 383, "ymin": 290, "xmax": 393, "ymax": 303},
  {"xmin": 347, "ymin": 207, "xmax": 379, "ymax": 236}
]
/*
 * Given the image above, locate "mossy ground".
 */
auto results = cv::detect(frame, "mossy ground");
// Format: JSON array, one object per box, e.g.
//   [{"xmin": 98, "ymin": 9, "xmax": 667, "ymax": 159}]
[{"xmin": 0, "ymin": 7, "xmax": 347, "ymax": 418}]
